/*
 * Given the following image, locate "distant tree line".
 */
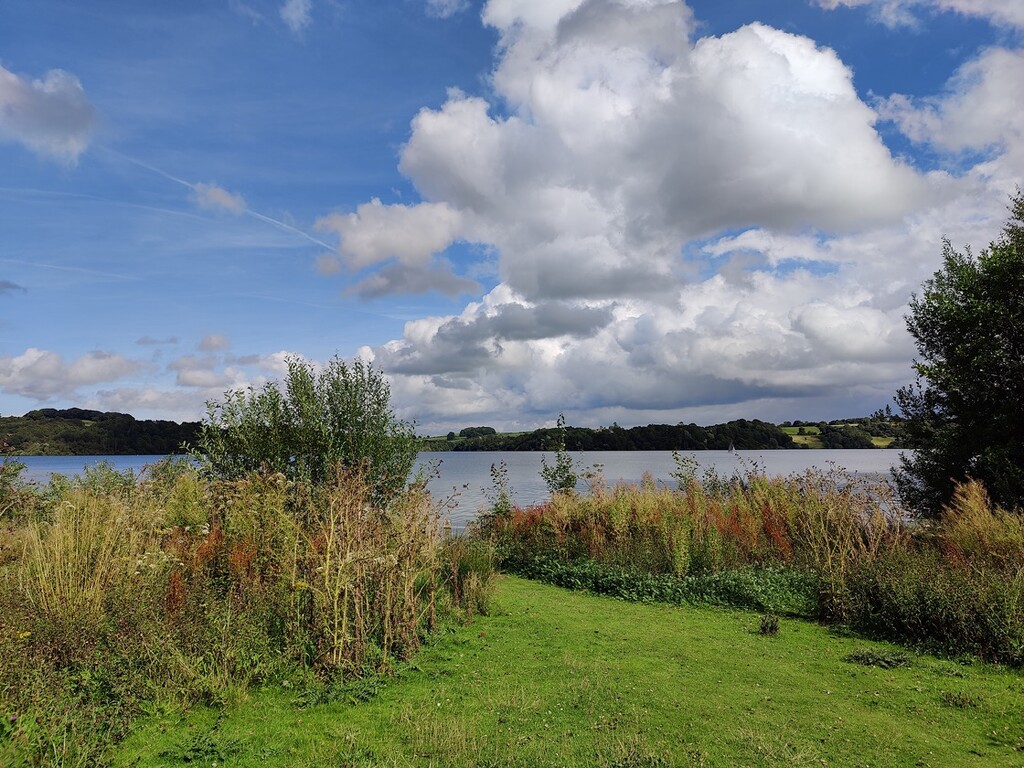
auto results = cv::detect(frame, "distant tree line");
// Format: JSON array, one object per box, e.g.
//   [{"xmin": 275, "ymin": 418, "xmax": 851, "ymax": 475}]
[
  {"xmin": 449, "ymin": 419, "xmax": 795, "ymax": 452},
  {"xmin": 1, "ymin": 408, "xmax": 200, "ymax": 456}
]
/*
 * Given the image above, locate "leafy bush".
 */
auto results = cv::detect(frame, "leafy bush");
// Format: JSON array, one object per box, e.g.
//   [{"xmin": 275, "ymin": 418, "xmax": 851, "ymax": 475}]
[
  {"xmin": 895, "ymin": 190, "xmax": 1024, "ymax": 516},
  {"xmin": 195, "ymin": 356, "xmax": 417, "ymax": 501},
  {"xmin": 841, "ymin": 548, "xmax": 1024, "ymax": 664}
]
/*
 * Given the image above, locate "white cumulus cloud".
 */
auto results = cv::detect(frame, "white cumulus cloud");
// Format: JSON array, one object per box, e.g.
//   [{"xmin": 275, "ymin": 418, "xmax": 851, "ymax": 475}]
[
  {"xmin": 879, "ymin": 46, "xmax": 1024, "ymax": 174},
  {"xmin": 322, "ymin": 0, "xmax": 1020, "ymax": 431},
  {"xmin": 317, "ymin": 198, "xmax": 464, "ymax": 269},
  {"xmin": 0, "ymin": 65, "xmax": 96, "ymax": 163}
]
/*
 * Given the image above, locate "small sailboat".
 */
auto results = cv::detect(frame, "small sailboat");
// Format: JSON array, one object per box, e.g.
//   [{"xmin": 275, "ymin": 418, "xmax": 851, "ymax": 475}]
[{"xmin": 728, "ymin": 442, "xmax": 735, "ymax": 453}]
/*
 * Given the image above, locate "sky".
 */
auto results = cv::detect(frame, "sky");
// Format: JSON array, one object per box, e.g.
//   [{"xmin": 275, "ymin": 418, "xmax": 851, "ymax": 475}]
[{"xmin": 1, "ymin": 0, "xmax": 1022, "ymax": 435}]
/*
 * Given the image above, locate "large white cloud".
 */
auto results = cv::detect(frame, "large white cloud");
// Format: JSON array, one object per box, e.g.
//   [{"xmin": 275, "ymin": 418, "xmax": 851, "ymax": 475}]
[
  {"xmin": 397, "ymin": 3, "xmax": 929, "ymax": 306},
  {"xmin": 0, "ymin": 65, "xmax": 95, "ymax": 163},
  {"xmin": 335, "ymin": 0, "xmax": 983, "ymax": 431}
]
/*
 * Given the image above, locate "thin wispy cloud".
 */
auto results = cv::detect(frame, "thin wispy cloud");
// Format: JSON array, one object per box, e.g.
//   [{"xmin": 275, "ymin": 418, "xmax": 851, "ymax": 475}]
[
  {"xmin": 102, "ymin": 149, "xmax": 334, "ymax": 249},
  {"xmin": 426, "ymin": 0, "xmax": 470, "ymax": 19},
  {"xmin": 280, "ymin": 0, "xmax": 312, "ymax": 34},
  {"xmin": 815, "ymin": 0, "xmax": 1024, "ymax": 29},
  {"xmin": 136, "ymin": 336, "xmax": 179, "ymax": 346}
]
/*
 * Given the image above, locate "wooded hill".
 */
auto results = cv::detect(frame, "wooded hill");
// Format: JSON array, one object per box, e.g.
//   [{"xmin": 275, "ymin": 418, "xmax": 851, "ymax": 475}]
[
  {"xmin": 0, "ymin": 409, "xmax": 200, "ymax": 456},
  {"xmin": 2, "ymin": 408, "xmax": 904, "ymax": 456},
  {"xmin": 422, "ymin": 412, "xmax": 905, "ymax": 452},
  {"xmin": 426, "ymin": 419, "xmax": 796, "ymax": 452}
]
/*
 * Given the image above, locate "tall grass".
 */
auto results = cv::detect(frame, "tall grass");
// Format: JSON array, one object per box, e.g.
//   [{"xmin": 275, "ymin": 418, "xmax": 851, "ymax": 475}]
[
  {"xmin": 491, "ymin": 466, "xmax": 900, "ymax": 582},
  {"xmin": 484, "ymin": 466, "xmax": 1023, "ymax": 665},
  {"xmin": 0, "ymin": 461, "xmax": 494, "ymax": 766},
  {"xmin": 20, "ymin": 489, "xmax": 158, "ymax": 633}
]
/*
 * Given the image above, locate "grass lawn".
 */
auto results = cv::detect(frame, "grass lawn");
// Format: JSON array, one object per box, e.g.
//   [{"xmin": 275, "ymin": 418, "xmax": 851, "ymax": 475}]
[
  {"xmin": 115, "ymin": 576, "xmax": 1024, "ymax": 768},
  {"xmin": 790, "ymin": 434, "xmax": 825, "ymax": 448}
]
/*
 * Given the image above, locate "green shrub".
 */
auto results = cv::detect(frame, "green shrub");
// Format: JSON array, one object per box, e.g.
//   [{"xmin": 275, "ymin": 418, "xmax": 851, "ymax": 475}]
[
  {"xmin": 195, "ymin": 356, "xmax": 417, "ymax": 501},
  {"xmin": 842, "ymin": 549, "xmax": 1024, "ymax": 664},
  {"xmin": 540, "ymin": 414, "xmax": 578, "ymax": 495},
  {"xmin": 502, "ymin": 555, "xmax": 819, "ymax": 617}
]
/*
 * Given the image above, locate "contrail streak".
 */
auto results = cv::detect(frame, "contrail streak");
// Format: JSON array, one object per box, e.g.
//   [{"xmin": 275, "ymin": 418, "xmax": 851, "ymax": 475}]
[
  {"xmin": 0, "ymin": 257, "xmax": 139, "ymax": 282},
  {"xmin": 244, "ymin": 210, "xmax": 334, "ymax": 250},
  {"xmin": 100, "ymin": 148, "xmax": 336, "ymax": 251}
]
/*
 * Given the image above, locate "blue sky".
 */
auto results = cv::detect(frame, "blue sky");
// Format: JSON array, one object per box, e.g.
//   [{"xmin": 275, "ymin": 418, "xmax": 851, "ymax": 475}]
[{"xmin": 1, "ymin": 0, "xmax": 1021, "ymax": 434}]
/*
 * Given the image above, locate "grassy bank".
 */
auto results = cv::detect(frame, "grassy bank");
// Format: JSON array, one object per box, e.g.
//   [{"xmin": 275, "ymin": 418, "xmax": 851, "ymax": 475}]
[
  {"xmin": 115, "ymin": 575, "xmax": 1024, "ymax": 767},
  {"xmin": 488, "ymin": 467, "xmax": 1024, "ymax": 664},
  {"xmin": 0, "ymin": 461, "xmax": 494, "ymax": 766}
]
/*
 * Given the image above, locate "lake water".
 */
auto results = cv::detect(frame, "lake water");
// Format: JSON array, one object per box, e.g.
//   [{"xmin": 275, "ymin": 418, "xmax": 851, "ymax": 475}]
[{"xmin": 13, "ymin": 449, "xmax": 904, "ymax": 530}]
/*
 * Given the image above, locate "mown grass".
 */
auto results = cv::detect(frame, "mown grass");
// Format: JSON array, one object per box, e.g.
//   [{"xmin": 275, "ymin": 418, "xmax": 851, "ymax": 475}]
[
  {"xmin": 115, "ymin": 575, "xmax": 1024, "ymax": 768},
  {"xmin": 790, "ymin": 434, "xmax": 825, "ymax": 448}
]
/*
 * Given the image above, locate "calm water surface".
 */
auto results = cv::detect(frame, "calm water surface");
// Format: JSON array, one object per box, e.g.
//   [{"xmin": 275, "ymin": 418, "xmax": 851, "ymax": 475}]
[{"xmin": 15, "ymin": 449, "xmax": 904, "ymax": 530}]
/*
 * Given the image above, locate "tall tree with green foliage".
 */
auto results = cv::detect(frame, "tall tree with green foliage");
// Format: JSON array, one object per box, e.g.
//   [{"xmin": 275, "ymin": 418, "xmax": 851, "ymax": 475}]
[
  {"xmin": 195, "ymin": 356, "xmax": 418, "ymax": 501},
  {"xmin": 895, "ymin": 191, "xmax": 1024, "ymax": 516}
]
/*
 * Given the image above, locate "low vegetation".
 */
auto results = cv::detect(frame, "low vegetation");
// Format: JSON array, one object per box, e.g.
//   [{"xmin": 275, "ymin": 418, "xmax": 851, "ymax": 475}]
[
  {"xmin": 115, "ymin": 576, "xmax": 1024, "ymax": 767},
  {"xmin": 2, "ymin": 445, "xmax": 1022, "ymax": 765},
  {"xmin": 0, "ymin": 461, "xmax": 494, "ymax": 766},
  {"xmin": 483, "ymin": 458, "xmax": 1024, "ymax": 665}
]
